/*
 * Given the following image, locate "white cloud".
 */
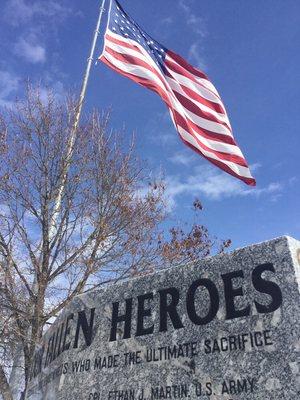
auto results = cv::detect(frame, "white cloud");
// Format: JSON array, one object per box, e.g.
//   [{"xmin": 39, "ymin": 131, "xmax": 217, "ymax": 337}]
[
  {"xmin": 0, "ymin": 70, "xmax": 20, "ymax": 107},
  {"xmin": 4, "ymin": 0, "xmax": 72, "ymax": 26},
  {"xmin": 188, "ymin": 42, "xmax": 207, "ymax": 70},
  {"xmin": 178, "ymin": 0, "xmax": 207, "ymax": 37},
  {"xmin": 0, "ymin": 70, "xmax": 65, "ymax": 110},
  {"xmin": 164, "ymin": 165, "xmax": 283, "ymax": 209},
  {"xmin": 38, "ymin": 80, "xmax": 66, "ymax": 103},
  {"xmin": 4, "ymin": 0, "xmax": 34, "ymax": 24},
  {"xmin": 240, "ymin": 182, "xmax": 283, "ymax": 198},
  {"xmin": 146, "ymin": 111, "xmax": 178, "ymax": 147},
  {"xmin": 160, "ymin": 16, "xmax": 174, "ymax": 26},
  {"xmin": 188, "ymin": 15, "xmax": 207, "ymax": 37},
  {"xmin": 178, "ymin": 0, "xmax": 207, "ymax": 68},
  {"xmin": 178, "ymin": 0, "xmax": 190, "ymax": 14},
  {"xmin": 2, "ymin": 0, "xmax": 77, "ymax": 93},
  {"xmin": 14, "ymin": 37, "xmax": 46, "ymax": 63},
  {"xmin": 169, "ymin": 151, "xmax": 196, "ymax": 166},
  {"xmin": 249, "ymin": 162, "xmax": 262, "ymax": 172},
  {"xmin": 159, "ymin": 133, "xmax": 176, "ymax": 146},
  {"xmin": 288, "ymin": 176, "xmax": 297, "ymax": 186}
]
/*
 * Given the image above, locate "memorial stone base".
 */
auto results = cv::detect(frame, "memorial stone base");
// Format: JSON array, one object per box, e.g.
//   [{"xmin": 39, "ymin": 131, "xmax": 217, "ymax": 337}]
[{"xmin": 26, "ymin": 236, "xmax": 300, "ymax": 400}]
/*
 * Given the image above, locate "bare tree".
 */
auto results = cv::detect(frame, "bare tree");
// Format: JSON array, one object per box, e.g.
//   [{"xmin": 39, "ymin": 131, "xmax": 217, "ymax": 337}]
[{"xmin": 0, "ymin": 86, "xmax": 229, "ymax": 399}]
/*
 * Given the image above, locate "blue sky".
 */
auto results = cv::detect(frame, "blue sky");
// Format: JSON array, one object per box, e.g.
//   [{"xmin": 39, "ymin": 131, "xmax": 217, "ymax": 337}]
[{"xmin": 0, "ymin": 0, "xmax": 299, "ymax": 250}]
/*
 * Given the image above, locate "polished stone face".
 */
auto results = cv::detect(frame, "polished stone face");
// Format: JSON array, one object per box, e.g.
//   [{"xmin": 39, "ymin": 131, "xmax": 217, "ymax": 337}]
[{"xmin": 26, "ymin": 236, "xmax": 300, "ymax": 400}]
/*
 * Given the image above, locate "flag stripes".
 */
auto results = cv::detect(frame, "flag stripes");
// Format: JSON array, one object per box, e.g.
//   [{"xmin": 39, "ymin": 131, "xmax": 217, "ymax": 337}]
[{"xmin": 99, "ymin": 2, "xmax": 255, "ymax": 186}]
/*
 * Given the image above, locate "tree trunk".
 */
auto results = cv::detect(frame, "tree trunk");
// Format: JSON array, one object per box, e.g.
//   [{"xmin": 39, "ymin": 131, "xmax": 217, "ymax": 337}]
[
  {"xmin": 0, "ymin": 365, "xmax": 13, "ymax": 400},
  {"xmin": 8, "ymin": 346, "xmax": 24, "ymax": 400}
]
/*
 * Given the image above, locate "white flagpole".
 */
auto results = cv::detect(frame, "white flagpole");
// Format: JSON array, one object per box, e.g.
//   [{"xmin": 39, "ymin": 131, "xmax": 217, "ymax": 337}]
[{"xmin": 49, "ymin": 0, "xmax": 107, "ymax": 238}]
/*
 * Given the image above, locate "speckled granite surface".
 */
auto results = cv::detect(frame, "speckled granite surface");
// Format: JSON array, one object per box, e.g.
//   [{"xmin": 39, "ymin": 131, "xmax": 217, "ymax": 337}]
[{"xmin": 26, "ymin": 236, "xmax": 300, "ymax": 400}]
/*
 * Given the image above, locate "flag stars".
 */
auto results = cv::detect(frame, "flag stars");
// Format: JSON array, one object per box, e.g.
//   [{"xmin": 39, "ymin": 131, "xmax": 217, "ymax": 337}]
[{"xmin": 109, "ymin": 2, "xmax": 166, "ymax": 69}]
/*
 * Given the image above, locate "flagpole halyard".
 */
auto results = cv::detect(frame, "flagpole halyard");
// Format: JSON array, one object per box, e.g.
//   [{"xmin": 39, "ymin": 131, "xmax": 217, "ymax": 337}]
[{"xmin": 49, "ymin": 0, "xmax": 107, "ymax": 238}]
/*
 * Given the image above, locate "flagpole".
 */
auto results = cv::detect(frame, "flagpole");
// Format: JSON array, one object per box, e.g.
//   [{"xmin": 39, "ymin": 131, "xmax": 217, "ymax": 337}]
[
  {"xmin": 49, "ymin": 0, "xmax": 107, "ymax": 238},
  {"xmin": 71, "ymin": 0, "xmax": 107, "ymax": 138}
]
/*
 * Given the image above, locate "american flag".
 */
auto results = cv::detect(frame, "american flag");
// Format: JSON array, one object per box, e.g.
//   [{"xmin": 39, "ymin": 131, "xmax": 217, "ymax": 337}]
[{"xmin": 99, "ymin": 0, "xmax": 256, "ymax": 186}]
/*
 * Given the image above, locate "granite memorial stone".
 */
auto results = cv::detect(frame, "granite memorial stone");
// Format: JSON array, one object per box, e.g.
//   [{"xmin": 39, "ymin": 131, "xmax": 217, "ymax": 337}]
[{"xmin": 26, "ymin": 236, "xmax": 300, "ymax": 400}]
